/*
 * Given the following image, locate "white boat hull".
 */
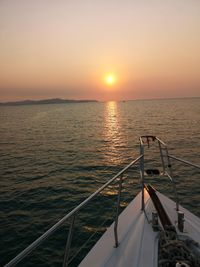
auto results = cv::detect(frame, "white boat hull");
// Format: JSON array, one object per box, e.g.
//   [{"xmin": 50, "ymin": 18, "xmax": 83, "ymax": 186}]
[{"xmin": 79, "ymin": 189, "xmax": 200, "ymax": 267}]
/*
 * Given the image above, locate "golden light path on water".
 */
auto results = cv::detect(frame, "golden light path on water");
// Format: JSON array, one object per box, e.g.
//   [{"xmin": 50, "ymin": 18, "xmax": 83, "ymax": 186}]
[
  {"xmin": 104, "ymin": 101, "xmax": 120, "ymax": 161},
  {"xmin": 102, "ymin": 101, "xmax": 125, "ymax": 196}
]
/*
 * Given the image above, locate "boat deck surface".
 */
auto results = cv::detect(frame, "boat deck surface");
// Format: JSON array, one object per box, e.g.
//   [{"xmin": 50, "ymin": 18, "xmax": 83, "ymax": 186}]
[{"xmin": 79, "ymin": 189, "xmax": 200, "ymax": 267}]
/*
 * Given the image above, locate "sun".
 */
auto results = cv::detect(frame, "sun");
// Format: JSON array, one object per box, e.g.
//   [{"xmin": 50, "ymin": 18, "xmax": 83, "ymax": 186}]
[{"xmin": 105, "ymin": 74, "xmax": 116, "ymax": 86}]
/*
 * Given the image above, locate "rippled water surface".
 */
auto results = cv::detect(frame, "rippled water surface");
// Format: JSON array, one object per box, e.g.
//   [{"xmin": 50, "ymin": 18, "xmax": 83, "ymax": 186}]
[{"xmin": 0, "ymin": 98, "xmax": 200, "ymax": 266}]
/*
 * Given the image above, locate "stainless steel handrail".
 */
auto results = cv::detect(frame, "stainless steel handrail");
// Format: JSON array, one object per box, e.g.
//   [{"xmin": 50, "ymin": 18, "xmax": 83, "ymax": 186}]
[
  {"xmin": 155, "ymin": 136, "xmax": 167, "ymax": 147},
  {"xmin": 139, "ymin": 136, "xmax": 180, "ymax": 211},
  {"xmin": 139, "ymin": 137, "xmax": 145, "ymax": 210},
  {"xmin": 114, "ymin": 174, "xmax": 123, "ymax": 248},
  {"xmin": 5, "ymin": 136, "xmax": 200, "ymax": 267},
  {"xmin": 165, "ymin": 171, "xmax": 179, "ymax": 211},
  {"xmin": 139, "ymin": 136, "xmax": 200, "ymax": 213},
  {"xmin": 169, "ymin": 155, "xmax": 200, "ymax": 170},
  {"xmin": 5, "ymin": 155, "xmax": 143, "ymax": 267}
]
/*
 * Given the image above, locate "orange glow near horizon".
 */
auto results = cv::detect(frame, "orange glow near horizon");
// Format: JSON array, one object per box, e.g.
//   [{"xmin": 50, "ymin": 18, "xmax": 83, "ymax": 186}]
[{"xmin": 0, "ymin": 1, "xmax": 200, "ymax": 101}]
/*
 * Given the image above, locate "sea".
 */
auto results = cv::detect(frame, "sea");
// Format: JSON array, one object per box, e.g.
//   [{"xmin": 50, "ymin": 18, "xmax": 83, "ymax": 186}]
[{"xmin": 0, "ymin": 98, "xmax": 200, "ymax": 267}]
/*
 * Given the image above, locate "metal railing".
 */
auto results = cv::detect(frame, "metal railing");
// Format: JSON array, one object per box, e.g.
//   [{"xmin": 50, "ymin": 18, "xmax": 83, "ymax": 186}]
[
  {"xmin": 169, "ymin": 155, "xmax": 200, "ymax": 170},
  {"xmin": 4, "ymin": 136, "xmax": 200, "ymax": 267},
  {"xmin": 139, "ymin": 136, "xmax": 200, "ymax": 212},
  {"xmin": 4, "ymin": 155, "xmax": 143, "ymax": 267}
]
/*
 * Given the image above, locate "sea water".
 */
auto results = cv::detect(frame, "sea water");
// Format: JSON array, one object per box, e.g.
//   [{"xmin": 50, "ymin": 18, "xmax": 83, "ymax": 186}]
[{"xmin": 0, "ymin": 98, "xmax": 200, "ymax": 266}]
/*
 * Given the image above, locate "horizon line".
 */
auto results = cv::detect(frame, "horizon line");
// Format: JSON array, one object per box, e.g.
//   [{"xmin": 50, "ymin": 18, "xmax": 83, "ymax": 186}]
[{"xmin": 0, "ymin": 95, "xmax": 200, "ymax": 105}]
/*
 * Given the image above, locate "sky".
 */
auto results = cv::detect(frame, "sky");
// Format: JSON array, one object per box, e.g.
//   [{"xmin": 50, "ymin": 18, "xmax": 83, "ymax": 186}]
[{"xmin": 0, "ymin": 0, "xmax": 200, "ymax": 101}]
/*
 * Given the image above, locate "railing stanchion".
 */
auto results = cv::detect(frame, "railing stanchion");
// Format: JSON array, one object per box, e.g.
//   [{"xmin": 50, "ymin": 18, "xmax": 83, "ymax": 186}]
[
  {"xmin": 165, "ymin": 172, "xmax": 179, "ymax": 211},
  {"xmin": 158, "ymin": 141, "xmax": 166, "ymax": 174},
  {"xmin": 63, "ymin": 214, "xmax": 76, "ymax": 267},
  {"xmin": 165, "ymin": 150, "xmax": 179, "ymax": 211},
  {"xmin": 140, "ymin": 138, "xmax": 145, "ymax": 211},
  {"xmin": 4, "ymin": 155, "xmax": 142, "ymax": 267},
  {"xmin": 114, "ymin": 174, "xmax": 123, "ymax": 248}
]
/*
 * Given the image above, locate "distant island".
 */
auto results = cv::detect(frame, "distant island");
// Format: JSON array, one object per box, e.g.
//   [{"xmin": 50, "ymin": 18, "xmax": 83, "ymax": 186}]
[{"xmin": 0, "ymin": 98, "xmax": 98, "ymax": 106}]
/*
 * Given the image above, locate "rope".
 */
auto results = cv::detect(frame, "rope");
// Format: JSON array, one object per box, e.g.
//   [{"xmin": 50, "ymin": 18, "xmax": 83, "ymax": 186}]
[{"xmin": 158, "ymin": 230, "xmax": 200, "ymax": 267}]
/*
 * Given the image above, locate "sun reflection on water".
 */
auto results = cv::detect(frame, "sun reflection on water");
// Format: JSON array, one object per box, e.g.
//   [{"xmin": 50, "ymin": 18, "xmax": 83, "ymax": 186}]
[
  {"xmin": 103, "ymin": 101, "xmax": 123, "ymax": 165},
  {"xmin": 105, "ymin": 101, "xmax": 119, "ymax": 137}
]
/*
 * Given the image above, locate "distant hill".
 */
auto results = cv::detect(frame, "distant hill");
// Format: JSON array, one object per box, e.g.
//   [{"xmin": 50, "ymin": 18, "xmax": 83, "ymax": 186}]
[{"xmin": 0, "ymin": 98, "xmax": 98, "ymax": 106}]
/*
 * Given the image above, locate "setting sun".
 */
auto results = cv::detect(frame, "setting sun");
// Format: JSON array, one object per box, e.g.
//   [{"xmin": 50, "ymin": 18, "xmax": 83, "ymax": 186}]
[{"xmin": 105, "ymin": 74, "xmax": 116, "ymax": 86}]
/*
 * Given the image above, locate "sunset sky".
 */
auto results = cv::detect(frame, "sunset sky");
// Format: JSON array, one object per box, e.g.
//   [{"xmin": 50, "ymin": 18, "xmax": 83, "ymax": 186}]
[{"xmin": 0, "ymin": 0, "xmax": 200, "ymax": 101}]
